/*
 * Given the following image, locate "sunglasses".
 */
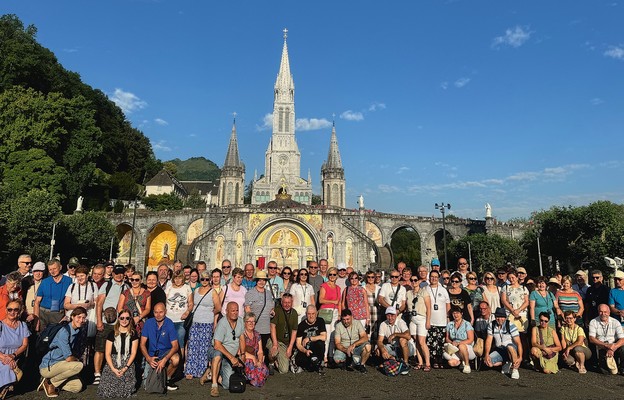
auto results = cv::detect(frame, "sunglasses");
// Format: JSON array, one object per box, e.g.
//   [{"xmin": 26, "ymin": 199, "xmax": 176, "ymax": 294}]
[
  {"xmin": 21, "ymin": 261, "xmax": 32, "ymax": 264},
  {"xmin": 442, "ymin": 277, "xmax": 450, "ymax": 280},
  {"xmin": 592, "ymin": 276, "xmax": 601, "ymax": 279},
  {"xmin": 200, "ymin": 278, "xmax": 211, "ymax": 281},
  {"xmin": 223, "ymin": 265, "xmax": 232, "ymax": 268},
  {"xmin": 299, "ymin": 273, "xmax": 308, "ymax": 276},
  {"xmin": 451, "ymin": 280, "xmax": 460, "ymax": 283},
  {"xmin": 268, "ymin": 266, "xmax": 278, "ymax": 270},
  {"xmin": 119, "ymin": 316, "xmax": 131, "ymax": 321},
  {"xmin": 468, "ymin": 277, "xmax": 477, "ymax": 280},
  {"xmin": 283, "ymin": 272, "xmax": 291, "ymax": 275},
  {"xmin": 390, "ymin": 275, "xmax": 400, "ymax": 279},
  {"xmin": 410, "ymin": 279, "xmax": 419, "ymax": 282},
  {"xmin": 309, "ymin": 266, "xmax": 319, "ymax": 269},
  {"xmin": 366, "ymin": 276, "xmax": 375, "ymax": 279},
  {"xmin": 130, "ymin": 278, "xmax": 141, "ymax": 282},
  {"xmin": 328, "ymin": 273, "xmax": 337, "ymax": 277},
  {"xmin": 232, "ymin": 329, "xmax": 237, "ymax": 341},
  {"xmin": 6, "ymin": 308, "xmax": 19, "ymax": 312},
  {"xmin": 68, "ymin": 265, "xmax": 76, "ymax": 269},
  {"xmin": 539, "ymin": 319, "xmax": 549, "ymax": 323},
  {"xmin": 350, "ymin": 277, "xmax": 359, "ymax": 280},
  {"xmin": 485, "ymin": 277, "xmax": 495, "ymax": 281}
]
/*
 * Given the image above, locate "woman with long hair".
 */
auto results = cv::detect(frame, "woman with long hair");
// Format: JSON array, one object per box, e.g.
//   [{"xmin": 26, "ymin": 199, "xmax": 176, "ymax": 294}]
[
  {"xmin": 281, "ymin": 267, "xmax": 294, "ymax": 294},
  {"xmin": 117, "ymin": 272, "xmax": 151, "ymax": 336},
  {"xmin": 97, "ymin": 309, "xmax": 139, "ymax": 398},
  {"xmin": 165, "ymin": 270, "xmax": 194, "ymax": 358},
  {"xmin": 291, "ymin": 268, "xmax": 315, "ymax": 323}
]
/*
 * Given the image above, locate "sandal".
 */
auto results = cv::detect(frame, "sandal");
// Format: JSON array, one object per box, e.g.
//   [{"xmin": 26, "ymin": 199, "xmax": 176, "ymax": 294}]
[
  {"xmin": 423, "ymin": 365, "xmax": 431, "ymax": 372},
  {"xmin": 412, "ymin": 364, "xmax": 423, "ymax": 370},
  {"xmin": 433, "ymin": 363, "xmax": 441, "ymax": 369}
]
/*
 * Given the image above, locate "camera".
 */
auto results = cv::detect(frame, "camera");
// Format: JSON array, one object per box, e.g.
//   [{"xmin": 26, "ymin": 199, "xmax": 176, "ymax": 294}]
[{"xmin": 410, "ymin": 311, "xmax": 418, "ymax": 317}]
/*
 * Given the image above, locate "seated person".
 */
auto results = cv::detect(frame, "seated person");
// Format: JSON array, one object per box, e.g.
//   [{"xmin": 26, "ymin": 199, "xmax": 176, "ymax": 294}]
[
  {"xmin": 295, "ymin": 305, "xmax": 326, "ymax": 373},
  {"xmin": 560, "ymin": 310, "xmax": 591, "ymax": 374},
  {"xmin": 530, "ymin": 311, "xmax": 562, "ymax": 374},
  {"xmin": 140, "ymin": 302, "xmax": 180, "ymax": 391},
  {"xmin": 39, "ymin": 307, "xmax": 87, "ymax": 397},
  {"xmin": 444, "ymin": 306, "xmax": 476, "ymax": 374},
  {"xmin": 333, "ymin": 309, "xmax": 371, "ymax": 373},
  {"xmin": 267, "ymin": 294, "xmax": 298, "ymax": 374},
  {"xmin": 239, "ymin": 312, "xmax": 269, "ymax": 387},
  {"xmin": 210, "ymin": 302, "xmax": 244, "ymax": 397},
  {"xmin": 588, "ymin": 304, "xmax": 624, "ymax": 374},
  {"xmin": 484, "ymin": 307, "xmax": 522, "ymax": 380},
  {"xmin": 376, "ymin": 307, "xmax": 415, "ymax": 364}
]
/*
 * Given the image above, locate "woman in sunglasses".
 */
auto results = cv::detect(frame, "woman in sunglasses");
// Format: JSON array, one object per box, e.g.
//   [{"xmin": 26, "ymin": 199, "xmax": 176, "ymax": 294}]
[
  {"xmin": 187, "ymin": 271, "xmax": 219, "ymax": 382},
  {"xmin": 0, "ymin": 300, "xmax": 29, "ymax": 399},
  {"xmin": 447, "ymin": 272, "xmax": 474, "ymax": 325},
  {"xmin": 281, "ymin": 267, "xmax": 294, "ymax": 294},
  {"xmin": 319, "ymin": 267, "xmax": 341, "ymax": 362},
  {"xmin": 97, "ymin": 309, "xmax": 139, "ymax": 398},
  {"xmin": 530, "ymin": 311, "xmax": 562, "ymax": 374},
  {"xmin": 117, "ymin": 272, "xmax": 151, "ymax": 336},
  {"xmin": 480, "ymin": 272, "xmax": 502, "ymax": 311},
  {"xmin": 291, "ymin": 268, "xmax": 315, "ymax": 323}
]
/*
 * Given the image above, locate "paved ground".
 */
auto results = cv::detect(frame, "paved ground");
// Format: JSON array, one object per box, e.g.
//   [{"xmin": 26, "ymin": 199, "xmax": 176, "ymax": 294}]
[{"xmin": 14, "ymin": 364, "xmax": 624, "ymax": 400}]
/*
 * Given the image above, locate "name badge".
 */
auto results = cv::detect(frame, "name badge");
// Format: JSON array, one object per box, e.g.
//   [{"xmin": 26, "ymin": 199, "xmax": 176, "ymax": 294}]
[
  {"xmin": 434, "ymin": 304, "xmax": 439, "ymax": 311},
  {"xmin": 284, "ymin": 332, "xmax": 290, "ymax": 339}
]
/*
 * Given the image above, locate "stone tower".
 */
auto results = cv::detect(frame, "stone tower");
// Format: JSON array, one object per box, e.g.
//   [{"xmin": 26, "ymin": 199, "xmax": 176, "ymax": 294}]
[
  {"xmin": 251, "ymin": 29, "xmax": 312, "ymax": 205},
  {"xmin": 321, "ymin": 122, "xmax": 346, "ymax": 207},
  {"xmin": 219, "ymin": 119, "xmax": 245, "ymax": 206}
]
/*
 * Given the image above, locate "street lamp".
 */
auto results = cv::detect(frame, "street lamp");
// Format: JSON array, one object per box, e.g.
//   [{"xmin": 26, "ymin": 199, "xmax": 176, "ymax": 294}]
[
  {"xmin": 435, "ymin": 202, "xmax": 451, "ymax": 271},
  {"xmin": 536, "ymin": 225, "xmax": 543, "ymax": 276}
]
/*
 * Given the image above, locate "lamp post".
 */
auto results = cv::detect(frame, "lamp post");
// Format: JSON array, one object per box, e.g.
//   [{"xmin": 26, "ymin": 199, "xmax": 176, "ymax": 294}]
[
  {"xmin": 435, "ymin": 202, "xmax": 451, "ymax": 271},
  {"xmin": 536, "ymin": 226, "xmax": 543, "ymax": 276}
]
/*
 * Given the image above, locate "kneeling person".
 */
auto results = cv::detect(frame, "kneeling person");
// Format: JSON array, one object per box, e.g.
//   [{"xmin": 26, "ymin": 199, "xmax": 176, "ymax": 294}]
[
  {"xmin": 140, "ymin": 302, "xmax": 180, "ymax": 391},
  {"xmin": 334, "ymin": 309, "xmax": 371, "ymax": 373},
  {"xmin": 377, "ymin": 307, "xmax": 414, "ymax": 364},
  {"xmin": 210, "ymin": 302, "xmax": 244, "ymax": 397},
  {"xmin": 295, "ymin": 305, "xmax": 327, "ymax": 372},
  {"xmin": 484, "ymin": 307, "xmax": 522, "ymax": 379}
]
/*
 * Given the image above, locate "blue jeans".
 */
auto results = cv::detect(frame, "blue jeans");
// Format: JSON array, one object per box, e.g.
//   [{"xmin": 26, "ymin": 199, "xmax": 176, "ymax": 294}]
[
  {"xmin": 173, "ymin": 322, "xmax": 186, "ymax": 348},
  {"xmin": 213, "ymin": 350, "xmax": 234, "ymax": 389}
]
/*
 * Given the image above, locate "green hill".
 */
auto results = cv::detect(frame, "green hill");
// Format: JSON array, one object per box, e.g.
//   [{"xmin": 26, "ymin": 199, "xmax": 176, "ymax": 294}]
[{"xmin": 168, "ymin": 157, "xmax": 221, "ymax": 181}]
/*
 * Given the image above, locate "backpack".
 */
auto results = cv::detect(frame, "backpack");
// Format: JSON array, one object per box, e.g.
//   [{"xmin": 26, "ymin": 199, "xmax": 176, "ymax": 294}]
[
  {"xmin": 382, "ymin": 359, "xmax": 408, "ymax": 376},
  {"xmin": 491, "ymin": 319, "xmax": 512, "ymax": 335},
  {"xmin": 229, "ymin": 365, "xmax": 246, "ymax": 393},
  {"xmin": 36, "ymin": 321, "xmax": 71, "ymax": 355}
]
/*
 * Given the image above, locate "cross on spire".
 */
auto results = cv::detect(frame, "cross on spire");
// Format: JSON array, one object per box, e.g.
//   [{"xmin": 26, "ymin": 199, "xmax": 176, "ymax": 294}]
[
  {"xmin": 232, "ymin": 111, "xmax": 237, "ymax": 124},
  {"xmin": 283, "ymin": 28, "xmax": 288, "ymax": 40}
]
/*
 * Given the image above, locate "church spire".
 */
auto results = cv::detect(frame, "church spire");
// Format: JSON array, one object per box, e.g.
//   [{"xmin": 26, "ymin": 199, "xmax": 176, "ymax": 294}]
[
  {"xmin": 223, "ymin": 117, "xmax": 241, "ymax": 168},
  {"xmin": 275, "ymin": 28, "xmax": 294, "ymax": 99},
  {"xmin": 326, "ymin": 123, "xmax": 343, "ymax": 169}
]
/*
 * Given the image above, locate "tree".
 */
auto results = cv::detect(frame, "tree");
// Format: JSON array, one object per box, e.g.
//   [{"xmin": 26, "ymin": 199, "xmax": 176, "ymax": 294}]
[
  {"xmin": 311, "ymin": 194, "xmax": 322, "ymax": 205},
  {"xmin": 0, "ymin": 189, "xmax": 62, "ymax": 270},
  {"xmin": 142, "ymin": 193, "xmax": 184, "ymax": 211},
  {"xmin": 55, "ymin": 212, "xmax": 116, "ymax": 263},
  {"xmin": 448, "ymin": 233, "xmax": 526, "ymax": 275},
  {"xmin": 185, "ymin": 192, "xmax": 207, "ymax": 209},
  {"xmin": 390, "ymin": 228, "xmax": 421, "ymax": 267}
]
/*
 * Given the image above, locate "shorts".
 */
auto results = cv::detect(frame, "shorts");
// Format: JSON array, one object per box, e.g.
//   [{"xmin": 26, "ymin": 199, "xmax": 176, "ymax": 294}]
[
  {"xmin": 174, "ymin": 321, "xmax": 186, "ymax": 348},
  {"xmin": 490, "ymin": 343, "xmax": 518, "ymax": 364},
  {"xmin": 384, "ymin": 339, "xmax": 416, "ymax": 358},
  {"xmin": 443, "ymin": 344, "xmax": 476, "ymax": 361},
  {"xmin": 409, "ymin": 315, "xmax": 427, "ymax": 337},
  {"xmin": 95, "ymin": 324, "xmax": 114, "ymax": 352},
  {"xmin": 333, "ymin": 343, "xmax": 368, "ymax": 362}
]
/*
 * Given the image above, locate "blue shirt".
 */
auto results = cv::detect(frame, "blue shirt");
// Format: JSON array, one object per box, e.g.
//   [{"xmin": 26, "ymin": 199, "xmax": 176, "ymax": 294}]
[
  {"xmin": 40, "ymin": 324, "xmax": 80, "ymax": 369},
  {"xmin": 241, "ymin": 278, "xmax": 257, "ymax": 290},
  {"xmin": 37, "ymin": 275, "xmax": 73, "ymax": 311},
  {"xmin": 141, "ymin": 317, "xmax": 178, "ymax": 357},
  {"xmin": 608, "ymin": 288, "xmax": 624, "ymax": 326}
]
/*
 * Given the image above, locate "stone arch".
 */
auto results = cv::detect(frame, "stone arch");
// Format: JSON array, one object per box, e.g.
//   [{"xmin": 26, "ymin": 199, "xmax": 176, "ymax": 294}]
[
  {"xmin": 388, "ymin": 224, "xmax": 422, "ymax": 268},
  {"xmin": 146, "ymin": 222, "xmax": 177, "ymax": 270},
  {"xmin": 186, "ymin": 218, "xmax": 204, "ymax": 245},
  {"xmin": 115, "ymin": 223, "xmax": 138, "ymax": 265}
]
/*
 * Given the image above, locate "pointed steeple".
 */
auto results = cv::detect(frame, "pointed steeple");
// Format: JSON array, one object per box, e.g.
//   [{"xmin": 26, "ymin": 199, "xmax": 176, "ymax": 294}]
[
  {"xmin": 326, "ymin": 122, "xmax": 343, "ymax": 169},
  {"xmin": 275, "ymin": 28, "xmax": 294, "ymax": 93},
  {"xmin": 223, "ymin": 117, "xmax": 241, "ymax": 168}
]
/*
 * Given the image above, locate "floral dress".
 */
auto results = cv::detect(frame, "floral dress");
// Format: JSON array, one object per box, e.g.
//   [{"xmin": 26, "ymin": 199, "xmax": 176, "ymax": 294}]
[
  {"xmin": 343, "ymin": 285, "xmax": 367, "ymax": 321},
  {"xmin": 243, "ymin": 330, "xmax": 269, "ymax": 387},
  {"xmin": 121, "ymin": 288, "xmax": 150, "ymax": 336}
]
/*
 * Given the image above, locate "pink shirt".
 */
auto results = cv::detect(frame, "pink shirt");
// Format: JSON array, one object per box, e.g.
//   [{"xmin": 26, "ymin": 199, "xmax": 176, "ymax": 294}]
[{"xmin": 320, "ymin": 282, "xmax": 341, "ymax": 310}]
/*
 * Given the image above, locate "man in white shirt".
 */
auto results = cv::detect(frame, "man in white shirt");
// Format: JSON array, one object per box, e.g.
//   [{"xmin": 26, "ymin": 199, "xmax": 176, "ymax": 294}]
[
  {"xmin": 572, "ymin": 270, "xmax": 590, "ymax": 300},
  {"xmin": 377, "ymin": 271, "xmax": 407, "ymax": 320},
  {"xmin": 589, "ymin": 303, "xmax": 624, "ymax": 374},
  {"xmin": 484, "ymin": 307, "xmax": 522, "ymax": 379},
  {"xmin": 376, "ymin": 307, "xmax": 414, "ymax": 364}
]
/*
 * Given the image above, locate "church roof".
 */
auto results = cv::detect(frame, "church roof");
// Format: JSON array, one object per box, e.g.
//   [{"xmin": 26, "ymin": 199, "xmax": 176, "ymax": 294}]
[
  {"xmin": 223, "ymin": 120, "xmax": 243, "ymax": 169},
  {"xmin": 145, "ymin": 169, "xmax": 187, "ymax": 195},
  {"xmin": 324, "ymin": 122, "xmax": 343, "ymax": 169},
  {"xmin": 275, "ymin": 28, "xmax": 294, "ymax": 91},
  {"xmin": 180, "ymin": 181, "xmax": 217, "ymax": 196}
]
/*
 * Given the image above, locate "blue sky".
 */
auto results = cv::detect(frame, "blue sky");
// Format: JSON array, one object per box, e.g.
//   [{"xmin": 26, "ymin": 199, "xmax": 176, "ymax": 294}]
[{"xmin": 5, "ymin": 1, "xmax": 624, "ymax": 220}]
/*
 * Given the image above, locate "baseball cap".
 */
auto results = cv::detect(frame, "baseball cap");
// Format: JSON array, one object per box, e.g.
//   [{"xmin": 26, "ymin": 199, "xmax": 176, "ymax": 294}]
[
  {"xmin": 68, "ymin": 257, "xmax": 80, "ymax": 266},
  {"xmin": 385, "ymin": 306, "xmax": 398, "ymax": 315},
  {"xmin": 431, "ymin": 258, "xmax": 440, "ymax": 267},
  {"xmin": 113, "ymin": 265, "xmax": 126, "ymax": 274},
  {"xmin": 615, "ymin": 270, "xmax": 624, "ymax": 279},
  {"xmin": 32, "ymin": 261, "xmax": 46, "ymax": 272},
  {"xmin": 516, "ymin": 267, "xmax": 527, "ymax": 274},
  {"xmin": 575, "ymin": 269, "xmax": 587, "ymax": 277}
]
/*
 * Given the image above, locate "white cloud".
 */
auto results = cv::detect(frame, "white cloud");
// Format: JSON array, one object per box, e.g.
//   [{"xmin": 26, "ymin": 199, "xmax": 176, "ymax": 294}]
[
  {"xmin": 109, "ymin": 88, "xmax": 147, "ymax": 114},
  {"xmin": 440, "ymin": 81, "xmax": 449, "ymax": 90},
  {"xmin": 590, "ymin": 98, "xmax": 604, "ymax": 106},
  {"xmin": 256, "ymin": 113, "xmax": 273, "ymax": 131},
  {"xmin": 378, "ymin": 184, "xmax": 401, "ymax": 193},
  {"xmin": 492, "ymin": 25, "xmax": 532, "ymax": 49},
  {"xmin": 604, "ymin": 45, "xmax": 624, "ymax": 60},
  {"xmin": 63, "ymin": 48, "xmax": 78, "ymax": 53},
  {"xmin": 154, "ymin": 118, "xmax": 168, "ymax": 126},
  {"xmin": 454, "ymin": 77, "xmax": 471, "ymax": 88},
  {"xmin": 340, "ymin": 110, "xmax": 364, "ymax": 121},
  {"xmin": 295, "ymin": 118, "xmax": 332, "ymax": 131},
  {"xmin": 152, "ymin": 140, "xmax": 171, "ymax": 152},
  {"xmin": 396, "ymin": 166, "xmax": 410, "ymax": 174},
  {"xmin": 368, "ymin": 102, "xmax": 386, "ymax": 112}
]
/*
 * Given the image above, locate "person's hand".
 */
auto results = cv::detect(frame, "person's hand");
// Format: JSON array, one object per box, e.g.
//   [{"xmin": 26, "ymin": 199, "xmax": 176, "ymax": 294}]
[
  {"xmin": 382, "ymin": 350, "xmax": 391, "ymax": 360},
  {"xmin": 97, "ymin": 321, "xmax": 104, "ymax": 331},
  {"xmin": 305, "ymin": 349, "xmax": 312, "ymax": 357},
  {"xmin": 425, "ymin": 322, "xmax": 431, "ymax": 330},
  {"xmin": 484, "ymin": 355, "xmax": 492, "ymax": 367},
  {"xmin": 347, "ymin": 344, "xmax": 355, "ymax": 356},
  {"xmin": 563, "ymin": 350, "xmax": 570, "ymax": 359},
  {"xmin": 148, "ymin": 356, "xmax": 159, "ymax": 369},
  {"xmin": 231, "ymin": 357, "xmax": 242, "ymax": 367},
  {"xmin": 607, "ymin": 349, "xmax": 615, "ymax": 358},
  {"xmin": 157, "ymin": 358, "xmax": 167, "ymax": 372},
  {"xmin": 286, "ymin": 347, "xmax": 292, "ymax": 359},
  {"xmin": 181, "ymin": 311, "xmax": 189, "ymax": 320},
  {"xmin": 26, "ymin": 313, "xmax": 35, "ymax": 322}
]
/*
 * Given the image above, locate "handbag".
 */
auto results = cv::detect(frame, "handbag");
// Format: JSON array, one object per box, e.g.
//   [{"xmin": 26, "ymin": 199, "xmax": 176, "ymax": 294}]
[
  {"xmin": 0, "ymin": 323, "xmax": 24, "ymax": 380},
  {"xmin": 229, "ymin": 365, "xmax": 246, "ymax": 393},
  {"xmin": 473, "ymin": 337, "xmax": 484, "ymax": 357},
  {"xmin": 145, "ymin": 364, "xmax": 167, "ymax": 393},
  {"xmin": 318, "ymin": 309, "xmax": 333, "ymax": 324},
  {"xmin": 184, "ymin": 289, "xmax": 212, "ymax": 332}
]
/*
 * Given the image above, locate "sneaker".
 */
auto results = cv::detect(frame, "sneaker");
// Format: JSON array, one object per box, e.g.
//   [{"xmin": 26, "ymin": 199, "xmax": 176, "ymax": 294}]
[
  {"xmin": 318, "ymin": 365, "xmax": 326, "ymax": 375},
  {"xmin": 399, "ymin": 363, "xmax": 410, "ymax": 375},
  {"xmin": 93, "ymin": 374, "xmax": 101, "ymax": 385},
  {"xmin": 511, "ymin": 368, "xmax": 520, "ymax": 380},
  {"xmin": 210, "ymin": 385, "xmax": 219, "ymax": 397},
  {"xmin": 356, "ymin": 364, "xmax": 368, "ymax": 374},
  {"xmin": 167, "ymin": 381, "xmax": 179, "ymax": 391},
  {"xmin": 462, "ymin": 364, "xmax": 471, "ymax": 374},
  {"xmin": 501, "ymin": 362, "xmax": 511, "ymax": 375}
]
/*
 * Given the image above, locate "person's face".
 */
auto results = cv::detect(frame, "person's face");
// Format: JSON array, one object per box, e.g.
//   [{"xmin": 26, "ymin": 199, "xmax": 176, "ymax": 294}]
[
  {"xmin": 375, "ymin": 273, "xmax": 382, "ymax": 283},
  {"xmin": 538, "ymin": 315, "xmax": 550, "ymax": 326},
  {"xmin": 130, "ymin": 274, "xmax": 142, "ymax": 287},
  {"xmin": 173, "ymin": 262, "xmax": 183, "ymax": 272},
  {"xmin": 616, "ymin": 277, "xmax": 624, "ymax": 289},
  {"xmin": 299, "ymin": 270, "xmax": 308, "ymax": 282},
  {"xmin": 281, "ymin": 296, "xmax": 293, "ymax": 311},
  {"xmin": 158, "ymin": 266, "xmax": 169, "ymax": 279},
  {"xmin": 452, "ymin": 310, "xmax": 462, "ymax": 321},
  {"xmin": 190, "ymin": 271, "xmax": 199, "ymax": 282},
  {"xmin": 233, "ymin": 273, "xmax": 243, "ymax": 285},
  {"xmin": 349, "ymin": 275, "xmax": 360, "ymax": 286},
  {"xmin": 118, "ymin": 312, "xmax": 132, "ymax": 327},
  {"xmin": 467, "ymin": 275, "xmax": 477, "ymax": 284},
  {"xmin": 441, "ymin": 274, "xmax": 450, "ymax": 285},
  {"xmin": 200, "ymin": 274, "xmax": 211, "ymax": 286},
  {"xmin": 576, "ymin": 275, "xmax": 586, "ymax": 285},
  {"xmin": 245, "ymin": 318, "xmax": 256, "ymax": 331},
  {"xmin": 92, "ymin": 268, "xmax": 104, "ymax": 282},
  {"xmin": 212, "ymin": 272, "xmax": 221, "ymax": 285},
  {"xmin": 268, "ymin": 263, "xmax": 278, "ymax": 277},
  {"xmin": 328, "ymin": 271, "xmax": 337, "ymax": 281},
  {"xmin": 386, "ymin": 313, "xmax": 397, "ymax": 324},
  {"xmin": 537, "ymin": 281, "xmax": 547, "ymax": 290},
  {"xmin": 450, "ymin": 277, "xmax": 461, "ymax": 288},
  {"xmin": 67, "ymin": 265, "xmax": 76, "ymax": 275},
  {"xmin": 319, "ymin": 261, "xmax": 328, "ymax": 273},
  {"xmin": 184, "ymin": 268, "xmax": 192, "ymax": 279},
  {"xmin": 17, "ymin": 257, "xmax": 32, "ymax": 275},
  {"xmin": 485, "ymin": 275, "xmax": 495, "ymax": 285},
  {"xmin": 5, "ymin": 280, "xmax": 19, "ymax": 293},
  {"xmin": 222, "ymin": 263, "xmax": 232, "ymax": 274},
  {"xmin": 495, "ymin": 315, "xmax": 506, "ymax": 326},
  {"xmin": 458, "ymin": 259, "xmax": 468, "ymax": 271},
  {"xmin": 591, "ymin": 273, "xmax": 603, "ymax": 286},
  {"xmin": 365, "ymin": 273, "xmax": 375, "ymax": 284},
  {"xmin": 397, "ymin": 263, "xmax": 405, "ymax": 273},
  {"xmin": 105, "ymin": 266, "xmax": 113, "ymax": 276},
  {"xmin": 429, "ymin": 273, "xmax": 440, "ymax": 286},
  {"xmin": 479, "ymin": 304, "xmax": 490, "ymax": 317},
  {"xmin": 508, "ymin": 274, "xmax": 518, "ymax": 284},
  {"xmin": 146, "ymin": 274, "xmax": 157, "ymax": 289},
  {"xmin": 599, "ymin": 305, "xmax": 610, "ymax": 321},
  {"xmin": 338, "ymin": 269, "xmax": 347, "ymax": 278},
  {"xmin": 227, "ymin": 303, "xmax": 239, "ymax": 321},
  {"xmin": 5, "ymin": 302, "xmax": 20, "ymax": 320},
  {"xmin": 33, "ymin": 270, "xmax": 44, "ymax": 282},
  {"xmin": 389, "ymin": 271, "xmax": 400, "ymax": 285},
  {"xmin": 256, "ymin": 278, "xmax": 267, "ymax": 289},
  {"xmin": 517, "ymin": 271, "xmax": 526, "ymax": 281},
  {"xmin": 196, "ymin": 263, "xmax": 207, "ymax": 273},
  {"xmin": 342, "ymin": 314, "xmax": 352, "ymax": 327},
  {"xmin": 154, "ymin": 305, "xmax": 166, "ymax": 322},
  {"xmin": 244, "ymin": 265, "xmax": 254, "ymax": 278},
  {"xmin": 173, "ymin": 275, "xmax": 184, "ymax": 287},
  {"xmin": 418, "ymin": 268, "xmax": 428, "ymax": 279},
  {"xmin": 306, "ymin": 308, "xmax": 317, "ymax": 323},
  {"xmin": 48, "ymin": 263, "xmax": 61, "ymax": 277},
  {"xmin": 76, "ymin": 272, "xmax": 87, "ymax": 285},
  {"xmin": 564, "ymin": 314, "xmax": 576, "ymax": 327},
  {"xmin": 125, "ymin": 270, "xmax": 134, "ymax": 280},
  {"xmin": 282, "ymin": 269, "xmax": 291, "ymax": 280},
  {"xmin": 113, "ymin": 271, "xmax": 124, "ymax": 283},
  {"xmin": 497, "ymin": 271, "xmax": 507, "ymax": 281},
  {"xmin": 308, "ymin": 263, "xmax": 318, "ymax": 275},
  {"xmin": 402, "ymin": 269, "xmax": 412, "ymax": 280},
  {"xmin": 72, "ymin": 313, "xmax": 87, "ymax": 329},
  {"xmin": 562, "ymin": 280, "xmax": 571, "ymax": 290}
]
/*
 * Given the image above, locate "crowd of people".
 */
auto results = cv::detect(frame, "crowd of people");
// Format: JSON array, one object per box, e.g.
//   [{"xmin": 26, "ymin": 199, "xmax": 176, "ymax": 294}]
[{"xmin": 1, "ymin": 253, "xmax": 624, "ymax": 398}]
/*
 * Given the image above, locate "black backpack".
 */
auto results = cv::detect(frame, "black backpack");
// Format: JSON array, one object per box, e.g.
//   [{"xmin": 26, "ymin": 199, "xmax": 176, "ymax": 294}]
[
  {"xmin": 229, "ymin": 365, "xmax": 246, "ymax": 393},
  {"xmin": 36, "ymin": 321, "xmax": 71, "ymax": 355}
]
